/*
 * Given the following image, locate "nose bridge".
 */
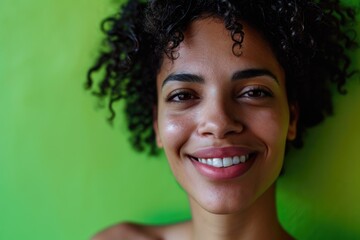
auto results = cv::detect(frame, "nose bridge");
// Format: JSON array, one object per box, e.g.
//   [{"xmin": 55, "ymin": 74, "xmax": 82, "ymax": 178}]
[{"xmin": 197, "ymin": 93, "xmax": 242, "ymax": 138}]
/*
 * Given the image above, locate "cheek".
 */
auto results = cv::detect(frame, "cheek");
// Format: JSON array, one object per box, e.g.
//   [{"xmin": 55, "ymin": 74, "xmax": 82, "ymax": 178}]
[
  {"xmin": 157, "ymin": 110, "xmax": 197, "ymax": 184},
  {"xmin": 246, "ymin": 104, "xmax": 290, "ymax": 151},
  {"xmin": 158, "ymin": 110, "xmax": 196, "ymax": 157}
]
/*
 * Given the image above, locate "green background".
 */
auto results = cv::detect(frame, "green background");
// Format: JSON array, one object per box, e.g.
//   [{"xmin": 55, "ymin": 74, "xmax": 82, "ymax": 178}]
[{"xmin": 0, "ymin": 0, "xmax": 359, "ymax": 239}]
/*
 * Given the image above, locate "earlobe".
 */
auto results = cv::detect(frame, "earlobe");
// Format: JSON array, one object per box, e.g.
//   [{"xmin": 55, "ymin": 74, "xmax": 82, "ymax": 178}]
[
  {"xmin": 153, "ymin": 106, "xmax": 163, "ymax": 148},
  {"xmin": 287, "ymin": 103, "xmax": 299, "ymax": 141}
]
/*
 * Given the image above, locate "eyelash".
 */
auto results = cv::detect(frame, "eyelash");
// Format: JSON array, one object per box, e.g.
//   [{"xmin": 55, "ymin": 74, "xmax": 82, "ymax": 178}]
[
  {"xmin": 239, "ymin": 86, "xmax": 273, "ymax": 98},
  {"xmin": 166, "ymin": 86, "xmax": 272, "ymax": 103},
  {"xmin": 166, "ymin": 90, "xmax": 198, "ymax": 102}
]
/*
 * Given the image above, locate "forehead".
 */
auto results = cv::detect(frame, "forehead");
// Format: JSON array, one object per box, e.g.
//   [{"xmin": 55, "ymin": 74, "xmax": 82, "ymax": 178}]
[{"xmin": 157, "ymin": 17, "xmax": 284, "ymax": 85}]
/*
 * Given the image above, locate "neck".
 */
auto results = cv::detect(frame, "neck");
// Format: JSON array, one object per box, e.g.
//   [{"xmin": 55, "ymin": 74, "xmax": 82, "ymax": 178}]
[{"xmin": 188, "ymin": 184, "xmax": 292, "ymax": 240}]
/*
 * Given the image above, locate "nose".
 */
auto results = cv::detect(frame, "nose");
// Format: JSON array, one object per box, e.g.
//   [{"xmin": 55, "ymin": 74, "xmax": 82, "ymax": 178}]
[{"xmin": 197, "ymin": 98, "xmax": 244, "ymax": 139}]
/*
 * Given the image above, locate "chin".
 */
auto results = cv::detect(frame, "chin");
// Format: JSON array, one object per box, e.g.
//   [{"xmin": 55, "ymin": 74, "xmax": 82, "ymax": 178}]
[
  {"xmin": 200, "ymin": 199, "xmax": 254, "ymax": 215},
  {"xmin": 190, "ymin": 186, "xmax": 258, "ymax": 215},
  {"xmin": 188, "ymin": 178, "xmax": 277, "ymax": 215}
]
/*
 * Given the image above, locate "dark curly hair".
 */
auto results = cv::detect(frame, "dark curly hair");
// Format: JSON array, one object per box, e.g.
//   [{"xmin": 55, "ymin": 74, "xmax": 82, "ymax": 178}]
[{"xmin": 86, "ymin": 0, "xmax": 358, "ymax": 155}]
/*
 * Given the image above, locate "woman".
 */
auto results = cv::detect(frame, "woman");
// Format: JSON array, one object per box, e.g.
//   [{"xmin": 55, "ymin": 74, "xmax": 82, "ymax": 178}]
[{"xmin": 87, "ymin": 0, "xmax": 357, "ymax": 239}]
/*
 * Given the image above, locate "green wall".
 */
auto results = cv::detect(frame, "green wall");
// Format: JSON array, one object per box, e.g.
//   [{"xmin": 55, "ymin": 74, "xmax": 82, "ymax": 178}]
[{"xmin": 0, "ymin": 0, "xmax": 359, "ymax": 239}]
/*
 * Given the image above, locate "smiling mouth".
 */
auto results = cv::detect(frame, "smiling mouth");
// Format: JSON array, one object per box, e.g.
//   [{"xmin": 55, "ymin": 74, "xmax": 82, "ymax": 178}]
[{"xmin": 189, "ymin": 154, "xmax": 255, "ymax": 168}]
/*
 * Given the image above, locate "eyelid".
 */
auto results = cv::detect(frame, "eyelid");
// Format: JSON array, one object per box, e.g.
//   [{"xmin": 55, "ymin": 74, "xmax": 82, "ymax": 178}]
[
  {"xmin": 166, "ymin": 89, "xmax": 199, "ymax": 102},
  {"xmin": 238, "ymin": 85, "xmax": 273, "ymax": 97}
]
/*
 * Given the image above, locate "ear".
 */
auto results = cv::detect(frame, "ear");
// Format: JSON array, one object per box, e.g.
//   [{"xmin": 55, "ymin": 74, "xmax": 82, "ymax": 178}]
[
  {"xmin": 153, "ymin": 106, "xmax": 163, "ymax": 148},
  {"xmin": 287, "ymin": 103, "xmax": 299, "ymax": 141}
]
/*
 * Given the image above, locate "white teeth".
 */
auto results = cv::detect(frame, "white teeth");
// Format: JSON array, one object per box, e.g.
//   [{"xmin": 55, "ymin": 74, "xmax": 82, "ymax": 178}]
[
  {"xmin": 233, "ymin": 156, "xmax": 240, "ymax": 164},
  {"xmin": 213, "ymin": 158, "xmax": 223, "ymax": 167},
  {"xmin": 223, "ymin": 157, "xmax": 233, "ymax": 167},
  {"xmin": 196, "ymin": 155, "xmax": 250, "ymax": 168}
]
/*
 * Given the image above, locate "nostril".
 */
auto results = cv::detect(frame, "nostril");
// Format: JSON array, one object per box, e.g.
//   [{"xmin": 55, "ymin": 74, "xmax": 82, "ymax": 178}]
[
  {"xmin": 197, "ymin": 120, "xmax": 244, "ymax": 139},
  {"xmin": 196, "ymin": 102, "xmax": 244, "ymax": 138}
]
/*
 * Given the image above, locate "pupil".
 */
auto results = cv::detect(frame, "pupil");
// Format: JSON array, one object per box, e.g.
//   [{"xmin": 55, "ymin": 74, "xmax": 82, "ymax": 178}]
[
  {"xmin": 179, "ymin": 93, "xmax": 190, "ymax": 100},
  {"xmin": 251, "ymin": 90, "xmax": 262, "ymax": 97}
]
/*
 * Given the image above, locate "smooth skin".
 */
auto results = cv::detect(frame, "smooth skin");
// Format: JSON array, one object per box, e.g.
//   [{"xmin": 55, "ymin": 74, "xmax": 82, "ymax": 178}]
[{"xmin": 93, "ymin": 17, "xmax": 298, "ymax": 240}]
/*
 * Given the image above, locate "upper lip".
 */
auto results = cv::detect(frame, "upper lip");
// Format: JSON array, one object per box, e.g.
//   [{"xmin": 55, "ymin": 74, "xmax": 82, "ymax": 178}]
[{"xmin": 189, "ymin": 146, "xmax": 255, "ymax": 159}]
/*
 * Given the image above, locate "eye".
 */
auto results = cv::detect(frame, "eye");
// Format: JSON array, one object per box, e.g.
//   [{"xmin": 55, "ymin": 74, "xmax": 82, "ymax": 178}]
[
  {"xmin": 167, "ymin": 90, "xmax": 198, "ymax": 102},
  {"xmin": 239, "ymin": 86, "xmax": 273, "ymax": 98}
]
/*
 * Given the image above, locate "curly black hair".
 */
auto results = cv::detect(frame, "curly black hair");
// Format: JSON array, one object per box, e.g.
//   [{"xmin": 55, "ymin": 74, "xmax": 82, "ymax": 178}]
[{"xmin": 86, "ymin": 0, "xmax": 358, "ymax": 155}]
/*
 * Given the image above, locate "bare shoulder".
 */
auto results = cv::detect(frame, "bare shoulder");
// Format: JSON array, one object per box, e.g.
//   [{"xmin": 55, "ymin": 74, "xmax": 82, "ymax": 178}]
[
  {"xmin": 91, "ymin": 221, "xmax": 191, "ymax": 240},
  {"xmin": 91, "ymin": 222, "xmax": 160, "ymax": 240}
]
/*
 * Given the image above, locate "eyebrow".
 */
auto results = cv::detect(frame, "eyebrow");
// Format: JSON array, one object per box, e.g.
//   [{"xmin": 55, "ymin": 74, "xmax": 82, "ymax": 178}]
[
  {"xmin": 161, "ymin": 68, "xmax": 278, "ymax": 88},
  {"xmin": 231, "ymin": 69, "xmax": 279, "ymax": 84},
  {"xmin": 162, "ymin": 73, "xmax": 204, "ymax": 88}
]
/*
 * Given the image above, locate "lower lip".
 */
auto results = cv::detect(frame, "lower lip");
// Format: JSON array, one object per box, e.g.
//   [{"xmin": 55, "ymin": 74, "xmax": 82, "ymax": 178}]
[{"xmin": 190, "ymin": 156, "xmax": 255, "ymax": 181}]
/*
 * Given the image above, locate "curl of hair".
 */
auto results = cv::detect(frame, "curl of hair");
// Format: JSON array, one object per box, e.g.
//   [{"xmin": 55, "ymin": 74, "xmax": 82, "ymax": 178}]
[{"xmin": 87, "ymin": 0, "xmax": 358, "ymax": 154}]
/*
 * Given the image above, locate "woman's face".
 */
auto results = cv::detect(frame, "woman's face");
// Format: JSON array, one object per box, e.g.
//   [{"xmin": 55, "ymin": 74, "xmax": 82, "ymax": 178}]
[{"xmin": 154, "ymin": 18, "xmax": 297, "ymax": 214}]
